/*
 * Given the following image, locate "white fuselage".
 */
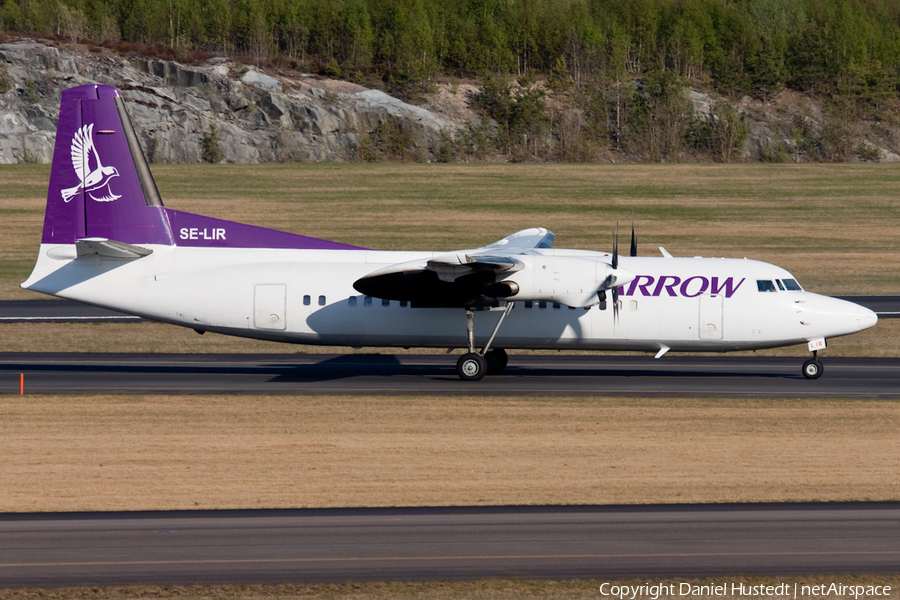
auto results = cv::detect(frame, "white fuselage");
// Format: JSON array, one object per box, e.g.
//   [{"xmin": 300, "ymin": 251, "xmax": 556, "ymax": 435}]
[{"xmin": 23, "ymin": 243, "xmax": 876, "ymax": 353}]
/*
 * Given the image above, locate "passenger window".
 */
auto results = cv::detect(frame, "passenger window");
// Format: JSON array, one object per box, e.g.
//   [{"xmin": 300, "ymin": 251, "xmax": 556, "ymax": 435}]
[
  {"xmin": 568, "ymin": 305, "xmax": 576, "ymax": 310},
  {"xmin": 364, "ymin": 296, "xmax": 372, "ymax": 307},
  {"xmin": 776, "ymin": 280, "xmax": 786, "ymax": 291},
  {"xmin": 629, "ymin": 300, "xmax": 638, "ymax": 311},
  {"xmin": 400, "ymin": 300, "xmax": 408, "ymax": 308},
  {"xmin": 525, "ymin": 301, "xmax": 533, "ymax": 309},
  {"xmin": 538, "ymin": 301, "xmax": 547, "ymax": 310},
  {"xmin": 318, "ymin": 295, "xmax": 326, "ymax": 306},
  {"xmin": 348, "ymin": 296, "xmax": 357, "ymax": 307},
  {"xmin": 783, "ymin": 279, "xmax": 803, "ymax": 291},
  {"xmin": 553, "ymin": 302, "xmax": 561, "ymax": 309},
  {"xmin": 756, "ymin": 280, "xmax": 777, "ymax": 292},
  {"xmin": 303, "ymin": 295, "xmax": 311, "ymax": 306},
  {"xmin": 382, "ymin": 298, "xmax": 390, "ymax": 307}
]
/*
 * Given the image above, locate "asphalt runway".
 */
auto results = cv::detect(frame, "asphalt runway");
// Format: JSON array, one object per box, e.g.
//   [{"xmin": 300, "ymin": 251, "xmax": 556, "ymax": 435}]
[
  {"xmin": 0, "ymin": 299, "xmax": 142, "ymax": 322},
  {"xmin": 3, "ymin": 303, "xmax": 898, "ymax": 588},
  {"xmin": 1, "ymin": 297, "xmax": 898, "ymax": 322},
  {"xmin": 1, "ymin": 503, "xmax": 898, "ymax": 587},
  {"xmin": 1, "ymin": 352, "xmax": 899, "ymax": 397}
]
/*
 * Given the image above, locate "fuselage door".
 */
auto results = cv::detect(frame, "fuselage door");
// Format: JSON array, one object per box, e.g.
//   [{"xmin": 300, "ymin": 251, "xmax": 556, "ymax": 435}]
[
  {"xmin": 699, "ymin": 293, "xmax": 723, "ymax": 340},
  {"xmin": 254, "ymin": 284, "xmax": 286, "ymax": 330}
]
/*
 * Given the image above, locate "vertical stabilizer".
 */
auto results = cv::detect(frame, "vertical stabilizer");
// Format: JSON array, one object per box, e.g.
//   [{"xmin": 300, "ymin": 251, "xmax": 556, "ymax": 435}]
[{"xmin": 43, "ymin": 84, "xmax": 173, "ymax": 245}]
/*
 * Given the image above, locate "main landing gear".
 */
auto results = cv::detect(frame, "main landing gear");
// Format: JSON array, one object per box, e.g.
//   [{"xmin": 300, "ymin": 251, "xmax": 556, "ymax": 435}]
[
  {"xmin": 456, "ymin": 303, "xmax": 514, "ymax": 381},
  {"xmin": 802, "ymin": 350, "xmax": 823, "ymax": 379}
]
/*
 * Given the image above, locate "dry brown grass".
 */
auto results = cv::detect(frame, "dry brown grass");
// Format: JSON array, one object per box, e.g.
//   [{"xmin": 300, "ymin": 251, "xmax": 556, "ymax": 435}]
[
  {"xmin": 0, "ymin": 395, "xmax": 897, "ymax": 513},
  {"xmin": 2, "ymin": 318, "xmax": 898, "ymax": 356},
  {"xmin": 5, "ymin": 577, "xmax": 900, "ymax": 599},
  {"xmin": 4, "ymin": 163, "xmax": 900, "ymax": 300}
]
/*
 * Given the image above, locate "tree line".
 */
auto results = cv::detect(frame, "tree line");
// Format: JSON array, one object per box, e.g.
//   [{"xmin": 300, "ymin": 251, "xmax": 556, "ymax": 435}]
[
  {"xmin": 3, "ymin": 0, "xmax": 898, "ymax": 163},
  {"xmin": 2, "ymin": 0, "xmax": 899, "ymax": 100}
]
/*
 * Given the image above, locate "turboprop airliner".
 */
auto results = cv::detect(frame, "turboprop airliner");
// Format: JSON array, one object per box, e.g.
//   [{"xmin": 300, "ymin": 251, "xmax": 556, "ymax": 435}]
[{"xmin": 22, "ymin": 84, "xmax": 878, "ymax": 381}]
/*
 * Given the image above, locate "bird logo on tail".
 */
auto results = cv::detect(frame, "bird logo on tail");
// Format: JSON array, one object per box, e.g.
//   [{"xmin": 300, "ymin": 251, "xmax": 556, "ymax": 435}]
[{"xmin": 61, "ymin": 123, "xmax": 121, "ymax": 203}]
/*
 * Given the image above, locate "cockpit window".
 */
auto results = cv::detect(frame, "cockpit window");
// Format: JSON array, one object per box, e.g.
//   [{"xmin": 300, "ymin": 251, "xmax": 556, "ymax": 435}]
[
  {"xmin": 776, "ymin": 280, "xmax": 786, "ymax": 291},
  {"xmin": 782, "ymin": 278, "xmax": 803, "ymax": 291},
  {"xmin": 757, "ymin": 280, "xmax": 777, "ymax": 292}
]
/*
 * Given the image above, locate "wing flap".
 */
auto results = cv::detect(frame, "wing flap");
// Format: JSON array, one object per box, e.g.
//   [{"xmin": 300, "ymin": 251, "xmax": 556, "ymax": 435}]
[{"xmin": 426, "ymin": 253, "xmax": 521, "ymax": 282}]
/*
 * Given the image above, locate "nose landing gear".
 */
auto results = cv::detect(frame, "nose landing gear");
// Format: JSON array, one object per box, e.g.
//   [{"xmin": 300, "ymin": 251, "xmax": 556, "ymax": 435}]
[
  {"xmin": 456, "ymin": 303, "xmax": 514, "ymax": 381},
  {"xmin": 802, "ymin": 350, "xmax": 823, "ymax": 379}
]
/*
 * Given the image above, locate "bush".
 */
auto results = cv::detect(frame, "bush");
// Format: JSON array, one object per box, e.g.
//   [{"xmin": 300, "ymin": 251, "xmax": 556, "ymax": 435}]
[
  {"xmin": 435, "ymin": 129, "xmax": 461, "ymax": 163},
  {"xmin": 200, "ymin": 124, "xmax": 223, "ymax": 163},
  {"xmin": 0, "ymin": 63, "xmax": 11, "ymax": 94},
  {"xmin": 471, "ymin": 74, "xmax": 548, "ymax": 158},
  {"xmin": 629, "ymin": 70, "xmax": 691, "ymax": 162},
  {"xmin": 688, "ymin": 102, "xmax": 749, "ymax": 163}
]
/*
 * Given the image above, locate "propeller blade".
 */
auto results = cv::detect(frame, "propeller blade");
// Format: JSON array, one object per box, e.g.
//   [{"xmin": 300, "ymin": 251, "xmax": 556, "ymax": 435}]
[
  {"xmin": 612, "ymin": 284, "xmax": 619, "ymax": 324},
  {"xmin": 612, "ymin": 222, "xmax": 619, "ymax": 270},
  {"xmin": 630, "ymin": 223, "xmax": 637, "ymax": 257}
]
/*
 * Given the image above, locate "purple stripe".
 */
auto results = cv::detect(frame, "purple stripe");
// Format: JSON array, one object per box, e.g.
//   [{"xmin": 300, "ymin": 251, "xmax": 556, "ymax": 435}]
[{"xmin": 167, "ymin": 210, "xmax": 365, "ymax": 250}]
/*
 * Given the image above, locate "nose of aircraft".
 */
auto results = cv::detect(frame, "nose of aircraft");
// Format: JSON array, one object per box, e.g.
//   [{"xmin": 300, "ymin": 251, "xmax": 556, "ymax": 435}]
[
  {"xmin": 857, "ymin": 304, "xmax": 878, "ymax": 331},
  {"xmin": 797, "ymin": 295, "xmax": 879, "ymax": 337}
]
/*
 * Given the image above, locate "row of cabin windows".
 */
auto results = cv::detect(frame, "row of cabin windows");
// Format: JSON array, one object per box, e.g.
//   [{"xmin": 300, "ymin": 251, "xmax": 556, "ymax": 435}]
[
  {"xmin": 334, "ymin": 296, "xmax": 629, "ymax": 310},
  {"xmin": 346, "ymin": 296, "xmax": 409, "ymax": 307},
  {"xmin": 303, "ymin": 295, "xmax": 410, "ymax": 307},
  {"xmin": 524, "ymin": 301, "xmax": 591, "ymax": 311},
  {"xmin": 525, "ymin": 300, "xmax": 637, "ymax": 312},
  {"xmin": 757, "ymin": 278, "xmax": 803, "ymax": 293},
  {"xmin": 308, "ymin": 284, "xmax": 805, "ymax": 307}
]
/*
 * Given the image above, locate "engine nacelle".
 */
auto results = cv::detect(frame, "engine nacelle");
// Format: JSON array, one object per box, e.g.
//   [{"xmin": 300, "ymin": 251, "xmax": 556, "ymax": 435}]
[{"xmin": 498, "ymin": 255, "xmax": 634, "ymax": 307}]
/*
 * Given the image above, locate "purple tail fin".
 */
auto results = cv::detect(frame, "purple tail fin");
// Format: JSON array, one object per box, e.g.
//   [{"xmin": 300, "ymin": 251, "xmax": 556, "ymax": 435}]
[
  {"xmin": 43, "ymin": 84, "xmax": 173, "ymax": 245},
  {"xmin": 43, "ymin": 84, "xmax": 362, "ymax": 250}
]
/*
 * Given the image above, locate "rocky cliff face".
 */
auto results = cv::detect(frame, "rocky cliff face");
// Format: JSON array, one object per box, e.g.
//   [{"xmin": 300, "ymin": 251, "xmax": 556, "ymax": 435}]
[
  {"xmin": 1, "ymin": 38, "xmax": 898, "ymax": 165},
  {"xmin": 0, "ymin": 39, "xmax": 460, "ymax": 164}
]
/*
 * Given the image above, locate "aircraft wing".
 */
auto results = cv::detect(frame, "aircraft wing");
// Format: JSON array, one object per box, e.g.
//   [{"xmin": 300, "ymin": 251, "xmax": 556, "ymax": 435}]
[
  {"xmin": 353, "ymin": 228, "xmax": 555, "ymax": 308},
  {"xmin": 482, "ymin": 227, "xmax": 554, "ymax": 251},
  {"xmin": 424, "ymin": 227, "xmax": 553, "ymax": 282}
]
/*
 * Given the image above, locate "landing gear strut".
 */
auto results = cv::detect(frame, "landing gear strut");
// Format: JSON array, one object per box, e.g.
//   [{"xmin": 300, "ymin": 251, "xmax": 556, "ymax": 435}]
[
  {"xmin": 456, "ymin": 303, "xmax": 514, "ymax": 381},
  {"xmin": 802, "ymin": 350, "xmax": 823, "ymax": 379}
]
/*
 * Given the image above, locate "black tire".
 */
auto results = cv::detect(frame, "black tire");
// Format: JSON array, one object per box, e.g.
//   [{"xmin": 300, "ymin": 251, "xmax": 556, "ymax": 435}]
[
  {"xmin": 457, "ymin": 352, "xmax": 487, "ymax": 381},
  {"xmin": 485, "ymin": 348, "xmax": 509, "ymax": 375},
  {"xmin": 802, "ymin": 359, "xmax": 823, "ymax": 379}
]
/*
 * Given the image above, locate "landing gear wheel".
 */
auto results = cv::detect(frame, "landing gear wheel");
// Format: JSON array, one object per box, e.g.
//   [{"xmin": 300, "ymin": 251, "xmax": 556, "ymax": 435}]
[
  {"xmin": 484, "ymin": 348, "xmax": 509, "ymax": 375},
  {"xmin": 457, "ymin": 352, "xmax": 487, "ymax": 381},
  {"xmin": 802, "ymin": 359, "xmax": 823, "ymax": 379}
]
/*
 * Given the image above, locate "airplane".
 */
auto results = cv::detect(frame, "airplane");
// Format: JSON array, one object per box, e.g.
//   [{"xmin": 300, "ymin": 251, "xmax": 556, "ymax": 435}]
[{"xmin": 22, "ymin": 84, "xmax": 878, "ymax": 381}]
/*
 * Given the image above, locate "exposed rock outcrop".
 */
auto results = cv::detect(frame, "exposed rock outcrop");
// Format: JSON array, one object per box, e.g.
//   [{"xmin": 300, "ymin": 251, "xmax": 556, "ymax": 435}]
[
  {"xmin": 1, "ymin": 38, "xmax": 897, "ymax": 165},
  {"xmin": 0, "ymin": 39, "xmax": 460, "ymax": 164}
]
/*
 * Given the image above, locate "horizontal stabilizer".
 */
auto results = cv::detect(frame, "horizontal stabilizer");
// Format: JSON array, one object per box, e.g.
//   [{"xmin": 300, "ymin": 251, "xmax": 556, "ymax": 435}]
[{"xmin": 76, "ymin": 238, "xmax": 153, "ymax": 259}]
